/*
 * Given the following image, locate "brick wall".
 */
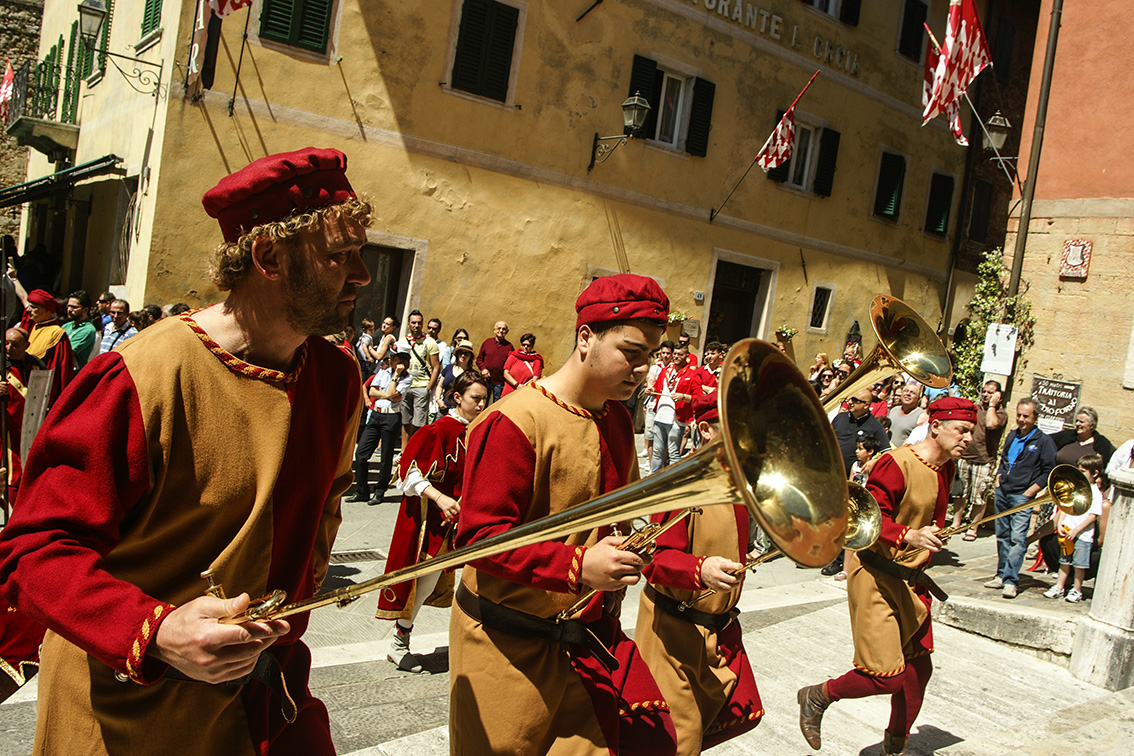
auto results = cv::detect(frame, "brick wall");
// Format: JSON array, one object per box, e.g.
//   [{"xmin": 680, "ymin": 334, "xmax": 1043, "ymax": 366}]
[{"xmin": 0, "ymin": 0, "xmax": 45, "ymax": 241}]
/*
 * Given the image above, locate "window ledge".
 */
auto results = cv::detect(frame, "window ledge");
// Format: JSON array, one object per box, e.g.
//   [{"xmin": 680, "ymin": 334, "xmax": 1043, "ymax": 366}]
[
  {"xmin": 134, "ymin": 28, "xmax": 163, "ymax": 54},
  {"xmin": 641, "ymin": 140, "xmax": 689, "ymax": 160},
  {"xmin": 921, "ymin": 230, "xmax": 949, "ymax": 242},
  {"xmin": 440, "ymin": 84, "xmax": 516, "ymax": 112},
  {"xmin": 85, "ymin": 70, "xmax": 105, "ymax": 87},
  {"xmin": 805, "ymin": 325, "xmax": 831, "ymax": 336},
  {"xmin": 870, "ymin": 213, "xmax": 902, "ymax": 227},
  {"xmin": 250, "ymin": 35, "xmax": 335, "ymax": 65},
  {"xmin": 801, "ymin": 5, "xmax": 845, "ymax": 26},
  {"xmin": 775, "ymin": 182, "xmax": 820, "ymax": 200}
]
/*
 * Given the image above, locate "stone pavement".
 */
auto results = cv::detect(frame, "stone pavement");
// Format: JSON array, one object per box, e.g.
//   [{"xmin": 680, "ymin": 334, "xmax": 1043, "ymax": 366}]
[{"xmin": 0, "ymin": 446, "xmax": 1128, "ymax": 755}]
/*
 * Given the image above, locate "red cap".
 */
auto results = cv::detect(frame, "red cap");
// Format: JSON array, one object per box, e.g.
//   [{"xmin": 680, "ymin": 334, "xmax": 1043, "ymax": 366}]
[
  {"xmin": 26, "ymin": 289, "xmax": 58, "ymax": 312},
  {"xmin": 575, "ymin": 273, "xmax": 668, "ymax": 331},
  {"xmin": 692, "ymin": 391, "xmax": 719, "ymax": 425},
  {"xmin": 202, "ymin": 147, "xmax": 356, "ymax": 242},
  {"xmin": 927, "ymin": 396, "xmax": 977, "ymax": 424}
]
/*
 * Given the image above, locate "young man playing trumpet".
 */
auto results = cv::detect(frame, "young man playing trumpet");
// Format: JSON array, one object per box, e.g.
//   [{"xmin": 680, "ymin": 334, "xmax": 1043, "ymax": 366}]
[
  {"xmin": 448, "ymin": 274, "xmax": 677, "ymax": 755},
  {"xmin": 798, "ymin": 397, "xmax": 975, "ymax": 756},
  {"xmin": 634, "ymin": 392, "xmax": 764, "ymax": 756}
]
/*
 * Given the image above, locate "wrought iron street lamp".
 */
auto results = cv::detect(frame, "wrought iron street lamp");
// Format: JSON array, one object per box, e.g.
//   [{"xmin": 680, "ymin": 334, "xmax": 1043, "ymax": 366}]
[
  {"xmin": 76, "ymin": 0, "xmax": 163, "ymax": 97},
  {"xmin": 588, "ymin": 92, "xmax": 652, "ymax": 172}
]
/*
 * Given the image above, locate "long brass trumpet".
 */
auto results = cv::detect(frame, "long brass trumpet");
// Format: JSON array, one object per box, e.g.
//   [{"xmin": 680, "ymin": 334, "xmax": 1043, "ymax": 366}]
[
  {"xmin": 822, "ymin": 295, "xmax": 953, "ymax": 412},
  {"xmin": 898, "ymin": 464, "xmax": 1092, "ymax": 563},
  {"xmin": 682, "ymin": 481, "xmax": 882, "ymax": 607},
  {"xmin": 217, "ymin": 339, "xmax": 851, "ymax": 624}
]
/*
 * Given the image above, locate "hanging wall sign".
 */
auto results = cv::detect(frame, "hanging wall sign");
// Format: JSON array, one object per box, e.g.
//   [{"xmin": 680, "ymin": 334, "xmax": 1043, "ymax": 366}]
[
  {"xmin": 1030, "ymin": 375, "xmax": 1082, "ymax": 433},
  {"xmin": 1060, "ymin": 239, "xmax": 1092, "ymax": 279}
]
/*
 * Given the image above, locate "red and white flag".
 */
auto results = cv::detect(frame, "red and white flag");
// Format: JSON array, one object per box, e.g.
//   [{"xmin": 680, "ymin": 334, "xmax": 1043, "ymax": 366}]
[
  {"xmin": 207, "ymin": 0, "xmax": 252, "ymax": 18},
  {"xmin": 924, "ymin": 44, "xmax": 967, "ymax": 145},
  {"xmin": 756, "ymin": 70, "xmax": 820, "ymax": 172},
  {"xmin": 0, "ymin": 60, "xmax": 14, "ymax": 125},
  {"xmin": 922, "ymin": 0, "xmax": 991, "ymax": 129}
]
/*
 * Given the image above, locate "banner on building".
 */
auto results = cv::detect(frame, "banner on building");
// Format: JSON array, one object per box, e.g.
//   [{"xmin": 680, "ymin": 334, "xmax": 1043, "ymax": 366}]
[
  {"xmin": 1060, "ymin": 239, "xmax": 1092, "ymax": 279},
  {"xmin": 1030, "ymin": 375, "xmax": 1082, "ymax": 434}
]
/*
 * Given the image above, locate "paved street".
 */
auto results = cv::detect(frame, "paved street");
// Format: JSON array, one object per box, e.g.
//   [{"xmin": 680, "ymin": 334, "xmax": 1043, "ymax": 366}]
[{"xmin": 1, "ymin": 446, "xmax": 1129, "ymax": 755}]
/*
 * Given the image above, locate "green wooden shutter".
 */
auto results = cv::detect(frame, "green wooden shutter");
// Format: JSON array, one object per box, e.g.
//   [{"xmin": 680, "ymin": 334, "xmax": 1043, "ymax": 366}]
[
  {"xmin": 684, "ymin": 77, "xmax": 714, "ymax": 157},
  {"xmin": 141, "ymin": 0, "xmax": 162, "ymax": 37},
  {"xmin": 968, "ymin": 178, "xmax": 993, "ymax": 243},
  {"xmin": 924, "ymin": 173, "xmax": 954, "ymax": 236},
  {"xmin": 898, "ymin": 0, "xmax": 926, "ymax": 61},
  {"xmin": 840, "ymin": 0, "xmax": 861, "ymax": 26},
  {"xmin": 767, "ymin": 110, "xmax": 790, "ymax": 183},
  {"xmin": 62, "ymin": 23, "xmax": 81, "ymax": 123},
  {"xmin": 451, "ymin": 0, "xmax": 518, "ymax": 102},
  {"xmin": 260, "ymin": 0, "xmax": 332, "ymax": 54},
  {"xmin": 627, "ymin": 55, "xmax": 660, "ymax": 138},
  {"xmin": 812, "ymin": 127, "xmax": 840, "ymax": 197},
  {"xmin": 873, "ymin": 152, "xmax": 906, "ymax": 219}
]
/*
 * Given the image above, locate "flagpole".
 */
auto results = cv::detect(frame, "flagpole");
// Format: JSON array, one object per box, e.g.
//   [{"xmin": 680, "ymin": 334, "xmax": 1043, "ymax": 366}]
[{"xmin": 710, "ymin": 70, "xmax": 820, "ymax": 222}]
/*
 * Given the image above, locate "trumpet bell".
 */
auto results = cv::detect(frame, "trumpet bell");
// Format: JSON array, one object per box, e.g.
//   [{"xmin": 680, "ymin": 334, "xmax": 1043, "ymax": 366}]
[
  {"xmin": 844, "ymin": 482, "xmax": 883, "ymax": 551},
  {"xmin": 720, "ymin": 340, "xmax": 850, "ymax": 567},
  {"xmin": 823, "ymin": 295, "xmax": 953, "ymax": 412}
]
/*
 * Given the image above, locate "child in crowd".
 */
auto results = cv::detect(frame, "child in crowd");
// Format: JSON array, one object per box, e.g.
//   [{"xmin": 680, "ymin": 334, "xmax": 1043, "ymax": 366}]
[
  {"xmin": 850, "ymin": 436, "xmax": 882, "ymax": 485},
  {"xmin": 1043, "ymin": 453, "xmax": 1105, "ymax": 603}
]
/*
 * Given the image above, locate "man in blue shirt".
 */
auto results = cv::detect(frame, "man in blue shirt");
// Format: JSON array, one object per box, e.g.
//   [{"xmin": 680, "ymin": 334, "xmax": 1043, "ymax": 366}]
[{"xmin": 985, "ymin": 398, "xmax": 1056, "ymax": 598}]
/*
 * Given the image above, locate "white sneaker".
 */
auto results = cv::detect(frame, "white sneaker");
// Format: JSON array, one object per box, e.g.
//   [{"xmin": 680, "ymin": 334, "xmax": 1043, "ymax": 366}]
[
  {"xmin": 1065, "ymin": 588, "xmax": 1084, "ymax": 603},
  {"xmin": 638, "ymin": 449, "xmax": 649, "ymax": 458},
  {"xmin": 983, "ymin": 577, "xmax": 1004, "ymax": 589},
  {"xmin": 1043, "ymin": 585, "xmax": 1065, "ymax": 599},
  {"xmin": 1002, "ymin": 583, "xmax": 1017, "ymax": 599}
]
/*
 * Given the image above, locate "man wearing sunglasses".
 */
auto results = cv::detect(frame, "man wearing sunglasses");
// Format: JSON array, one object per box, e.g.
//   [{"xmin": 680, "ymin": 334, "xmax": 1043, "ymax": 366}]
[{"xmin": 832, "ymin": 389, "xmax": 891, "ymax": 476}]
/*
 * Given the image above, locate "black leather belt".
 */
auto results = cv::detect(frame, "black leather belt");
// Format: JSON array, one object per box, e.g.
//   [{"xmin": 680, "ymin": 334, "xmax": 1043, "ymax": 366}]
[
  {"xmin": 644, "ymin": 584, "xmax": 739, "ymax": 631},
  {"xmin": 857, "ymin": 549, "xmax": 949, "ymax": 602},
  {"xmin": 455, "ymin": 583, "xmax": 619, "ymax": 671},
  {"xmin": 162, "ymin": 651, "xmax": 297, "ymax": 722}
]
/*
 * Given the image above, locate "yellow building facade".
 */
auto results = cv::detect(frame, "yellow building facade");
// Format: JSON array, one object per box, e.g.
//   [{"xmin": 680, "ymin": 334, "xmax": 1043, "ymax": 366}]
[{"xmin": 20, "ymin": 0, "xmax": 980, "ymax": 369}]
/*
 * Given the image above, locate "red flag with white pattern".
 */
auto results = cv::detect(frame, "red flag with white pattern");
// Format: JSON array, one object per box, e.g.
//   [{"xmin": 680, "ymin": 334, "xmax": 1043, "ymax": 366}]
[
  {"xmin": 0, "ymin": 60, "xmax": 14, "ymax": 125},
  {"xmin": 922, "ymin": 0, "xmax": 991, "ymax": 127},
  {"xmin": 924, "ymin": 43, "xmax": 968, "ymax": 146},
  {"xmin": 756, "ymin": 69, "xmax": 820, "ymax": 172},
  {"xmin": 208, "ymin": 0, "xmax": 251, "ymax": 18}
]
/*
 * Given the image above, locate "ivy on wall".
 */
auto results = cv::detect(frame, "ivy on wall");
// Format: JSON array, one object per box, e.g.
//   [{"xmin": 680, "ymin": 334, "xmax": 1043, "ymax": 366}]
[{"xmin": 953, "ymin": 248, "xmax": 1036, "ymax": 400}]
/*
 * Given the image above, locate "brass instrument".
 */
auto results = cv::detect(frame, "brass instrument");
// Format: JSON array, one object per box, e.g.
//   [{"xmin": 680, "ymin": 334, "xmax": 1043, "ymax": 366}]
[
  {"xmin": 898, "ymin": 464, "xmax": 1092, "ymax": 563},
  {"xmin": 822, "ymin": 295, "xmax": 953, "ymax": 412},
  {"xmin": 217, "ymin": 339, "xmax": 850, "ymax": 624},
  {"xmin": 682, "ymin": 481, "xmax": 882, "ymax": 607}
]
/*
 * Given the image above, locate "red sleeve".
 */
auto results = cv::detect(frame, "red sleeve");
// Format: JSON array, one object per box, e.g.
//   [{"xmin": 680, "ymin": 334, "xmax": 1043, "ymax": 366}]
[
  {"xmin": 700, "ymin": 368, "xmax": 717, "ymax": 389},
  {"xmin": 534, "ymin": 356, "xmax": 543, "ymax": 379},
  {"xmin": 864, "ymin": 453, "xmax": 911, "ymax": 549},
  {"xmin": 475, "ymin": 340, "xmax": 488, "ymax": 370},
  {"xmin": 399, "ymin": 421, "xmax": 446, "ymax": 482},
  {"xmin": 45, "ymin": 337, "xmax": 75, "ymax": 401},
  {"xmin": 642, "ymin": 512, "xmax": 703, "ymax": 591},
  {"xmin": 0, "ymin": 353, "xmax": 174, "ymax": 683},
  {"xmin": 456, "ymin": 411, "xmax": 585, "ymax": 593},
  {"xmin": 503, "ymin": 354, "xmax": 518, "ymax": 375}
]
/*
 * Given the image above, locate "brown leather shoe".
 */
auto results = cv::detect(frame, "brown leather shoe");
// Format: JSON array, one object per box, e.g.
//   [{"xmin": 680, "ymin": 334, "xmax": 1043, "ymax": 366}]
[
  {"xmin": 797, "ymin": 682, "xmax": 831, "ymax": 750},
  {"xmin": 881, "ymin": 730, "xmax": 907, "ymax": 755}
]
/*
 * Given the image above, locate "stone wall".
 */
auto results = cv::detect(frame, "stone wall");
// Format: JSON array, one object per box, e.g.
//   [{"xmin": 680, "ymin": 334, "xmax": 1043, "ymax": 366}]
[{"xmin": 0, "ymin": 0, "xmax": 45, "ymax": 242}]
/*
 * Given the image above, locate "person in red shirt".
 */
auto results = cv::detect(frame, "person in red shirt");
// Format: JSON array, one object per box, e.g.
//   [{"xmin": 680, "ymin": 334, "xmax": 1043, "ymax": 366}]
[
  {"xmin": 476, "ymin": 320, "xmax": 513, "ymax": 403},
  {"xmin": 677, "ymin": 333, "xmax": 699, "ymax": 368},
  {"xmin": 647, "ymin": 344, "xmax": 704, "ymax": 469},
  {"xmin": 699, "ymin": 340, "xmax": 726, "ymax": 389}
]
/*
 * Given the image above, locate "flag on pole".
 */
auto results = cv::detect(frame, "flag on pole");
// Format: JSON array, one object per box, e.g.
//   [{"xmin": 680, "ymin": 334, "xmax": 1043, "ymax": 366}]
[
  {"xmin": 0, "ymin": 60, "xmax": 14, "ymax": 125},
  {"xmin": 924, "ymin": 44, "xmax": 968, "ymax": 145},
  {"xmin": 922, "ymin": 0, "xmax": 991, "ymax": 128},
  {"xmin": 756, "ymin": 69, "xmax": 820, "ymax": 172},
  {"xmin": 207, "ymin": 0, "xmax": 252, "ymax": 18}
]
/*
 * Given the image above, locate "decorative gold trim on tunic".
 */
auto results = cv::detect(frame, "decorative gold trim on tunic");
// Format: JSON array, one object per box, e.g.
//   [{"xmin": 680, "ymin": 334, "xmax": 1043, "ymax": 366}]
[
  {"xmin": 180, "ymin": 312, "xmax": 307, "ymax": 384},
  {"xmin": 529, "ymin": 381, "xmax": 609, "ymax": 420}
]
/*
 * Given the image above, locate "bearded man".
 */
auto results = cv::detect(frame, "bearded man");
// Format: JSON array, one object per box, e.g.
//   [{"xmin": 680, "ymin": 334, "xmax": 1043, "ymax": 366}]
[{"xmin": 0, "ymin": 147, "xmax": 370, "ymax": 756}]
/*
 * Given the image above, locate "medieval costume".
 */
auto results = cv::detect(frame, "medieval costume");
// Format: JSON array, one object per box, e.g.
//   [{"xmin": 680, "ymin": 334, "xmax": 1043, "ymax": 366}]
[
  {"xmin": 23, "ymin": 289, "xmax": 73, "ymax": 404},
  {"xmin": 0, "ymin": 316, "xmax": 359, "ymax": 755},
  {"xmin": 635, "ymin": 503, "xmax": 763, "ymax": 755},
  {"xmin": 449, "ymin": 274, "xmax": 677, "ymax": 756},
  {"xmin": 376, "ymin": 411, "xmax": 470, "ymax": 622}
]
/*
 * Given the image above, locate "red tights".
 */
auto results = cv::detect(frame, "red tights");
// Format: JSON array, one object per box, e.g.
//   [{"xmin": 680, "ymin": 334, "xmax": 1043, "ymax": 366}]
[{"xmin": 826, "ymin": 656, "xmax": 933, "ymax": 738}]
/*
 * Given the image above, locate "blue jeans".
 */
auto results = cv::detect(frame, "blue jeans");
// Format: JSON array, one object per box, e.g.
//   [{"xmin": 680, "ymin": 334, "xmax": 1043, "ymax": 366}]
[
  {"xmin": 651, "ymin": 421, "xmax": 684, "ymax": 473},
  {"xmin": 994, "ymin": 489, "xmax": 1032, "ymax": 587}
]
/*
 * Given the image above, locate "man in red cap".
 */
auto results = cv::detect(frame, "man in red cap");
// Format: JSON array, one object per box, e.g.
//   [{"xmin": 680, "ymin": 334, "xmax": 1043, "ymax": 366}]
[
  {"xmin": 634, "ymin": 391, "xmax": 765, "ymax": 755},
  {"xmin": 22, "ymin": 288, "xmax": 73, "ymax": 403},
  {"xmin": 797, "ymin": 396, "xmax": 976, "ymax": 756},
  {"xmin": 449, "ymin": 273, "xmax": 678, "ymax": 755},
  {"xmin": 0, "ymin": 147, "xmax": 370, "ymax": 755}
]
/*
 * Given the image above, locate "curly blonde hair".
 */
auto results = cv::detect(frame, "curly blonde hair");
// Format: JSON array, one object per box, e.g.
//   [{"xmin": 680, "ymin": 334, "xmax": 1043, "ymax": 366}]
[{"xmin": 208, "ymin": 196, "xmax": 374, "ymax": 291}]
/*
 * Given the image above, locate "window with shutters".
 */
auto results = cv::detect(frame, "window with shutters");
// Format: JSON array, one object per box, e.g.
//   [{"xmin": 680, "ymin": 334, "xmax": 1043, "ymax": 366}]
[
  {"xmin": 259, "ymin": 0, "xmax": 335, "ymax": 55},
  {"xmin": 78, "ymin": 0, "xmax": 113, "ymax": 82},
  {"xmin": 140, "ymin": 0, "xmax": 162, "ymax": 38},
  {"xmin": 627, "ymin": 55, "xmax": 715, "ymax": 157},
  {"xmin": 923, "ymin": 171, "xmax": 955, "ymax": 237},
  {"xmin": 449, "ymin": 0, "xmax": 523, "ymax": 104},
  {"xmin": 897, "ymin": 0, "xmax": 928, "ymax": 62},
  {"xmin": 872, "ymin": 151, "xmax": 907, "ymax": 221},
  {"xmin": 766, "ymin": 110, "xmax": 841, "ymax": 197},
  {"xmin": 992, "ymin": 17, "xmax": 1016, "ymax": 84}
]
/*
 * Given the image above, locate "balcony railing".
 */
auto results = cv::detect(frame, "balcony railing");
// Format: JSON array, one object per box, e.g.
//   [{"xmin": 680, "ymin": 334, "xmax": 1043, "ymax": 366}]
[{"xmin": 5, "ymin": 40, "xmax": 82, "ymax": 129}]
